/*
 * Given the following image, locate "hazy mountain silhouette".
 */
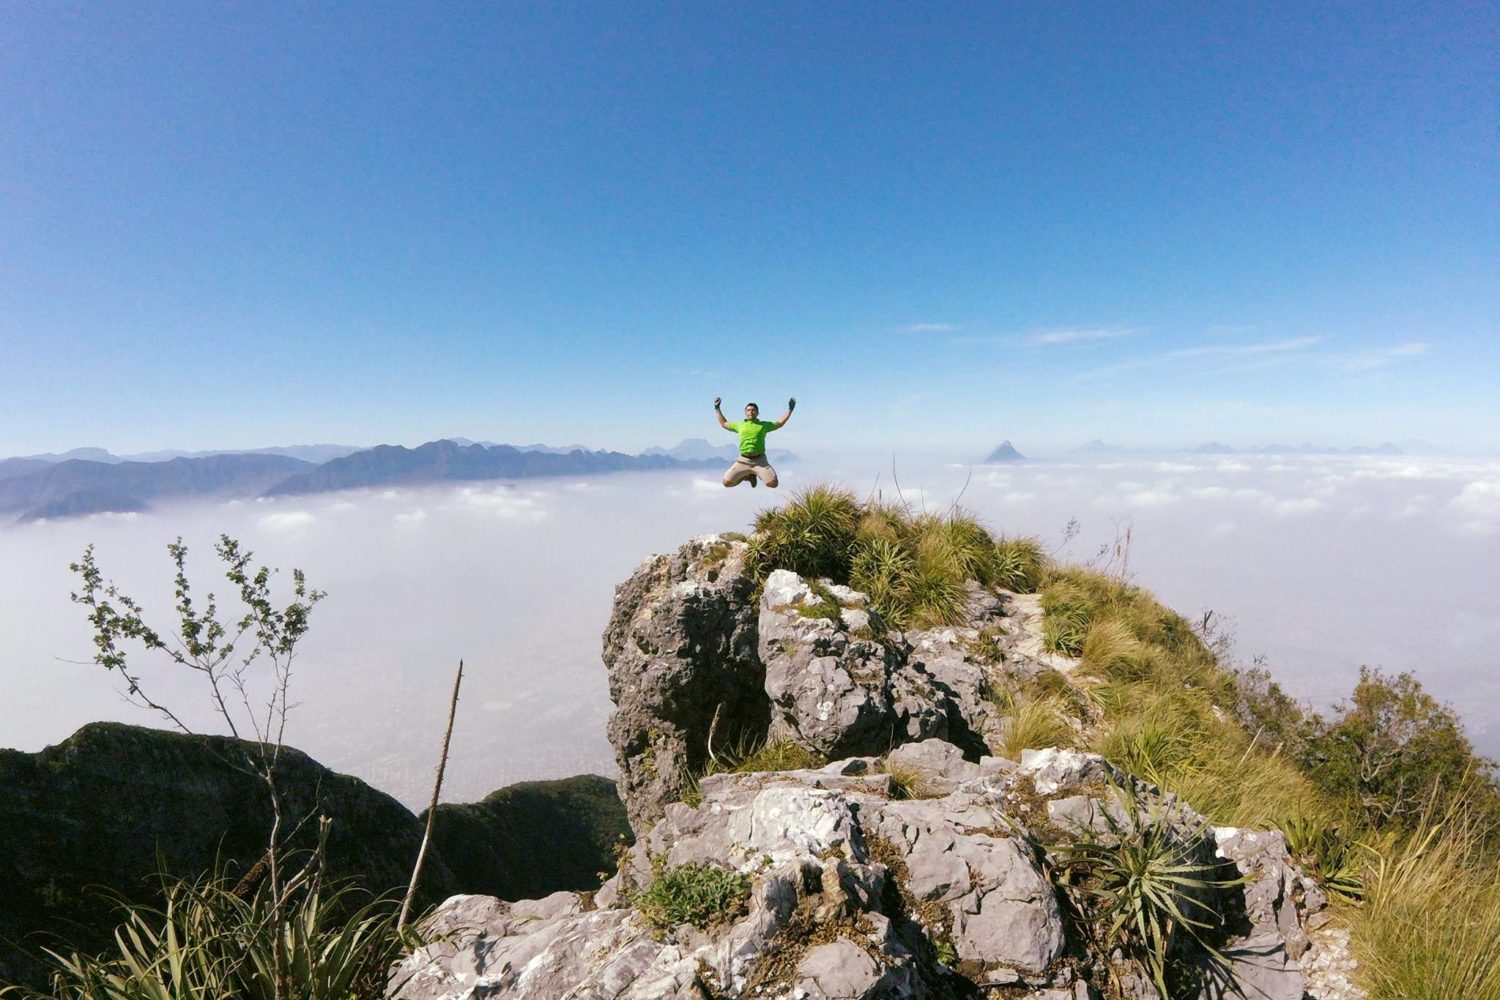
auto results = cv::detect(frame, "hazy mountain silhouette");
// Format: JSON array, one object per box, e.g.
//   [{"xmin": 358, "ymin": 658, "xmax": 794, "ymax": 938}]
[
  {"xmin": 983, "ymin": 440, "xmax": 1025, "ymax": 463},
  {"xmin": 0, "ymin": 454, "xmax": 313, "ymax": 521},
  {"xmin": 263, "ymin": 439, "xmax": 716, "ymax": 497},
  {"xmin": 642, "ymin": 437, "xmax": 799, "ymax": 463}
]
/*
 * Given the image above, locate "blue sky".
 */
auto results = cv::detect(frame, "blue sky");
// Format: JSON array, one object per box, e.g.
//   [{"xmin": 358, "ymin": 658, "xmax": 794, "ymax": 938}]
[{"xmin": 2, "ymin": 3, "xmax": 1496, "ymax": 457}]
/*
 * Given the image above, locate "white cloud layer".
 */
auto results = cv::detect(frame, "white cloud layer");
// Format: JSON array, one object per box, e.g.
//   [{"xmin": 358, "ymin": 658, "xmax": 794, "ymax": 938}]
[{"xmin": 1, "ymin": 453, "xmax": 1496, "ymax": 809}]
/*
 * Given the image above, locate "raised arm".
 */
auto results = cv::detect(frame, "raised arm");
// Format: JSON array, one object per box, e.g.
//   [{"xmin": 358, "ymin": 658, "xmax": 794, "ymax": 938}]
[
  {"xmin": 775, "ymin": 396, "xmax": 796, "ymax": 428},
  {"xmin": 714, "ymin": 396, "xmax": 730, "ymax": 430}
]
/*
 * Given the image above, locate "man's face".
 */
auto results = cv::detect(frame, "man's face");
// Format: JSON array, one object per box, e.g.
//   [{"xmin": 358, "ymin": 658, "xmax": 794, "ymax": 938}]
[{"xmin": 745, "ymin": 405, "xmax": 759, "ymax": 419}]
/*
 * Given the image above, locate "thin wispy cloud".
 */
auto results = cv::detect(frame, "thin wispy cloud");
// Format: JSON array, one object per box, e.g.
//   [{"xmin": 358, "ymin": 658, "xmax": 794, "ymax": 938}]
[
  {"xmin": 1074, "ymin": 335, "xmax": 1323, "ymax": 381},
  {"xmin": 1166, "ymin": 336, "xmax": 1324, "ymax": 360},
  {"xmin": 943, "ymin": 325, "xmax": 1137, "ymax": 348},
  {"xmin": 899, "ymin": 322, "xmax": 959, "ymax": 334},
  {"xmin": 1027, "ymin": 327, "xmax": 1135, "ymax": 346},
  {"xmin": 1332, "ymin": 341, "xmax": 1432, "ymax": 373}
]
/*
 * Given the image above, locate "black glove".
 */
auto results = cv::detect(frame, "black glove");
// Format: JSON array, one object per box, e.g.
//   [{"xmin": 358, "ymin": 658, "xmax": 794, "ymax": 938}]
[
  {"xmin": 788, "ymin": 397, "xmax": 797, "ymax": 411},
  {"xmin": 713, "ymin": 396, "xmax": 722, "ymax": 409}
]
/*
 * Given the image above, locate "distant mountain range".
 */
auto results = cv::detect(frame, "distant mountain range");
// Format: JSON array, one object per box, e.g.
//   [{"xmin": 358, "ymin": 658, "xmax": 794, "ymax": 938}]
[
  {"xmin": 641, "ymin": 437, "xmax": 798, "ymax": 463},
  {"xmin": 264, "ymin": 440, "xmax": 717, "ymax": 497},
  {"xmin": 0, "ymin": 439, "xmax": 727, "ymax": 522},
  {"xmin": 0, "ymin": 454, "xmax": 313, "ymax": 522},
  {"xmin": 9, "ymin": 444, "xmax": 364, "ymax": 465}
]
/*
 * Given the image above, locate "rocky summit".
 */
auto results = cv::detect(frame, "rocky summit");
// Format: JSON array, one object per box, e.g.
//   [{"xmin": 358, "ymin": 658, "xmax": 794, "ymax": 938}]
[{"xmin": 390, "ymin": 534, "xmax": 1356, "ymax": 1000}]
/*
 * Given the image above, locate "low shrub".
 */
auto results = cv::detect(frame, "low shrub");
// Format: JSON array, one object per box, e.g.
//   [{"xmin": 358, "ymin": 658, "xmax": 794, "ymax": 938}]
[
  {"xmin": 1295, "ymin": 667, "xmax": 1500, "ymax": 836},
  {"xmin": 632, "ymin": 858, "xmax": 751, "ymax": 930}
]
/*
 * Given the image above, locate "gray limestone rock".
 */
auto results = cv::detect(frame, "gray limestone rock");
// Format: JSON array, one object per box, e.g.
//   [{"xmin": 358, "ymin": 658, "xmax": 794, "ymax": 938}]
[
  {"xmin": 1020, "ymin": 747, "xmax": 1126, "ymax": 797},
  {"xmin": 759, "ymin": 569, "xmax": 993, "ymax": 760},
  {"xmin": 1208, "ymin": 826, "xmax": 1330, "ymax": 1000},
  {"xmin": 864, "ymin": 788, "xmax": 1066, "ymax": 977},
  {"xmin": 793, "ymin": 939, "xmax": 881, "ymax": 998},
  {"xmin": 391, "ymin": 760, "xmax": 1337, "ymax": 1000},
  {"xmin": 603, "ymin": 535, "xmax": 768, "ymax": 834},
  {"xmin": 883, "ymin": 737, "xmax": 980, "ymax": 794},
  {"xmin": 530, "ymin": 536, "xmax": 1347, "ymax": 1000}
]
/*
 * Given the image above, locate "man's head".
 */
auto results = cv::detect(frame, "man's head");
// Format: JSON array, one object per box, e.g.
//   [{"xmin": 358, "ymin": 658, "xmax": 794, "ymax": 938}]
[{"xmin": 744, "ymin": 403, "xmax": 759, "ymax": 419}]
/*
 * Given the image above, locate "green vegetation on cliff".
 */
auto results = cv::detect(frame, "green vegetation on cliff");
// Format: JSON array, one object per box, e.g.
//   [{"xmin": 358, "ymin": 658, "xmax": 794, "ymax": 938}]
[
  {"xmin": 0, "ymin": 722, "xmax": 447, "ymax": 991},
  {"xmin": 0, "ymin": 723, "xmax": 630, "ymax": 993},
  {"xmin": 746, "ymin": 484, "xmax": 1500, "ymax": 1000},
  {"xmin": 424, "ymin": 775, "xmax": 632, "ymax": 901}
]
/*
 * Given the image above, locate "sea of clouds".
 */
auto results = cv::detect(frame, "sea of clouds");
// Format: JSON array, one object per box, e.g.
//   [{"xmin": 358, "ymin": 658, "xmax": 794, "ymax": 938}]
[{"xmin": 1, "ymin": 451, "xmax": 1496, "ymax": 809}]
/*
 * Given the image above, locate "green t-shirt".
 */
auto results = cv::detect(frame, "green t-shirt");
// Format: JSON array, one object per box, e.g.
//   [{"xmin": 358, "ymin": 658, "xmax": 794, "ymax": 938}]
[{"xmin": 727, "ymin": 419, "xmax": 778, "ymax": 455}]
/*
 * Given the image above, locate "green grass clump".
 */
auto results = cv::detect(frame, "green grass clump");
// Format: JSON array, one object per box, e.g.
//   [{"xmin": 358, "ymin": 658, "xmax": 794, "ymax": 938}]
[
  {"xmin": 797, "ymin": 582, "xmax": 844, "ymax": 624},
  {"xmin": 749, "ymin": 486, "xmax": 1051, "ymax": 631},
  {"xmin": 881, "ymin": 760, "xmax": 946, "ymax": 800},
  {"xmin": 747, "ymin": 485, "xmax": 861, "ymax": 583},
  {"xmin": 730, "ymin": 740, "xmax": 824, "ymax": 774},
  {"xmin": 993, "ymin": 692, "xmax": 1080, "ymax": 759},
  {"xmin": 632, "ymin": 857, "xmax": 751, "ymax": 930},
  {"xmin": 992, "ymin": 535, "xmax": 1046, "ymax": 592},
  {"xmin": 1034, "ymin": 565, "xmax": 1343, "ymax": 833},
  {"xmin": 1353, "ymin": 810, "xmax": 1500, "ymax": 999},
  {"xmin": 5, "ymin": 874, "xmax": 407, "ymax": 1000}
]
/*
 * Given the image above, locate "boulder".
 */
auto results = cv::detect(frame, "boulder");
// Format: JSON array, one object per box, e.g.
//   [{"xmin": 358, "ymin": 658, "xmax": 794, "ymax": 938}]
[
  {"xmin": 603, "ymin": 535, "xmax": 768, "ymax": 834},
  {"xmin": 392, "ymin": 755, "xmax": 1068, "ymax": 999},
  {"xmin": 759, "ymin": 569, "xmax": 956, "ymax": 757},
  {"xmin": 1212, "ymin": 827, "xmax": 1330, "ymax": 1000},
  {"xmin": 391, "ymin": 738, "xmax": 1332, "ymax": 1000}
]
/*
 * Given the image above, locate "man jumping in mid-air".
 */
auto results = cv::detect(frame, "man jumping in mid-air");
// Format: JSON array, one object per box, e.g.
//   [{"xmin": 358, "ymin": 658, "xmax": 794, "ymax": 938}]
[{"xmin": 715, "ymin": 396, "xmax": 795, "ymax": 488}]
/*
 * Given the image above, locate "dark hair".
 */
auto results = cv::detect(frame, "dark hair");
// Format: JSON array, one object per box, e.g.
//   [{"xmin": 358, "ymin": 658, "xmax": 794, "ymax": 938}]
[{"xmin": 746, "ymin": 402, "xmax": 759, "ymax": 410}]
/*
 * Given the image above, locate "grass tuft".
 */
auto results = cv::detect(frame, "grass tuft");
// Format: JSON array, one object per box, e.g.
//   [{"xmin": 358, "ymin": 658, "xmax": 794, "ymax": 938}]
[
  {"xmin": 992, "ymin": 535, "xmax": 1047, "ymax": 592},
  {"xmin": 747, "ymin": 485, "xmax": 861, "ymax": 583},
  {"xmin": 1353, "ymin": 809, "xmax": 1500, "ymax": 999},
  {"xmin": 751, "ymin": 487, "xmax": 1035, "ymax": 631},
  {"xmin": 632, "ymin": 857, "xmax": 752, "ymax": 931},
  {"xmin": 994, "ymin": 693, "xmax": 1080, "ymax": 759}
]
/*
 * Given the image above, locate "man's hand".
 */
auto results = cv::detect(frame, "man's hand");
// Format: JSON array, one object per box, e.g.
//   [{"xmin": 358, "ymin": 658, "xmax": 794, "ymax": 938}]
[
  {"xmin": 788, "ymin": 397, "xmax": 797, "ymax": 411},
  {"xmin": 714, "ymin": 396, "xmax": 722, "ymax": 410}
]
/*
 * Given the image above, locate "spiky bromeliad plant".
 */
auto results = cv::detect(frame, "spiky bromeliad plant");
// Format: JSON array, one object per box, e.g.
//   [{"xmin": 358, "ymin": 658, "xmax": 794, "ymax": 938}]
[{"xmin": 1051, "ymin": 788, "xmax": 1244, "ymax": 997}]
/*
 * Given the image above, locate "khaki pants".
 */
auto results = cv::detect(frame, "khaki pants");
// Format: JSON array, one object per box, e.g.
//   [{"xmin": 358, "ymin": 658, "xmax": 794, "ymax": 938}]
[{"xmin": 723, "ymin": 452, "xmax": 778, "ymax": 488}]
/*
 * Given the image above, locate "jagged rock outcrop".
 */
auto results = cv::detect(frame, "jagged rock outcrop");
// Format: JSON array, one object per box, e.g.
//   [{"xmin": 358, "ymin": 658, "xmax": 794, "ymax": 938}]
[
  {"xmin": 604, "ymin": 537, "xmax": 1068, "ymax": 834},
  {"xmin": 390, "ymin": 743, "xmax": 1326, "ymax": 1000},
  {"xmin": 603, "ymin": 536, "xmax": 769, "ymax": 835},
  {"xmin": 424, "ymin": 774, "xmax": 633, "ymax": 902},
  {"xmin": 393, "ymin": 535, "xmax": 1341, "ymax": 1000}
]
